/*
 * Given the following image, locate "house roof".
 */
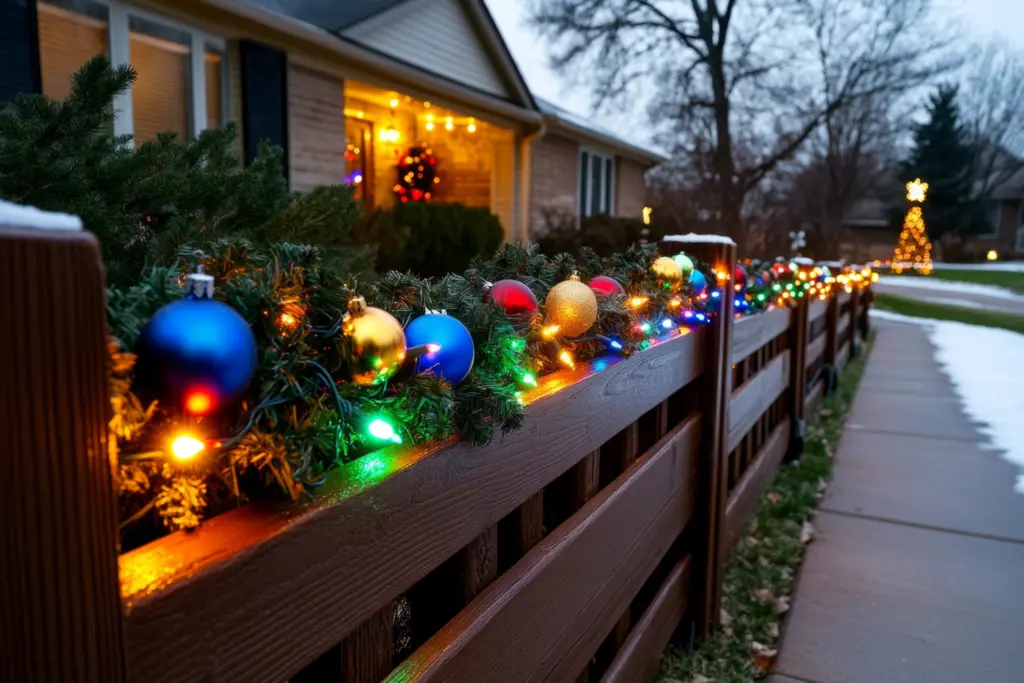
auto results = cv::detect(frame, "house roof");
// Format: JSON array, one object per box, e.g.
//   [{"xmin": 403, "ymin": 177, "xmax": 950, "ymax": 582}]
[
  {"xmin": 243, "ymin": 0, "xmax": 411, "ymax": 32},
  {"xmin": 536, "ymin": 97, "xmax": 667, "ymax": 167},
  {"xmin": 242, "ymin": 0, "xmax": 535, "ymax": 111}
]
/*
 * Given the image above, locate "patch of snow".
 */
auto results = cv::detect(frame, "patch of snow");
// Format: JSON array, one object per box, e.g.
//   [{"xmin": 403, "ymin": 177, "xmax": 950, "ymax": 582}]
[
  {"xmin": 662, "ymin": 234, "xmax": 736, "ymax": 245},
  {"xmin": 793, "ymin": 256, "xmax": 815, "ymax": 266},
  {"xmin": 871, "ymin": 308, "xmax": 1024, "ymax": 494},
  {"xmin": 932, "ymin": 261, "xmax": 1024, "ymax": 272},
  {"xmin": 878, "ymin": 275, "xmax": 1024, "ymax": 301},
  {"xmin": 0, "ymin": 200, "xmax": 82, "ymax": 231},
  {"xmin": 912, "ymin": 295, "xmax": 989, "ymax": 310}
]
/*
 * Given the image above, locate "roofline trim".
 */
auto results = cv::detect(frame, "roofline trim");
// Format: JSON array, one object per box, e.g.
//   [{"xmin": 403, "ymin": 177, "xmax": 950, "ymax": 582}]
[
  {"xmin": 544, "ymin": 115, "xmax": 668, "ymax": 166},
  {"xmin": 189, "ymin": 0, "xmax": 544, "ymax": 126}
]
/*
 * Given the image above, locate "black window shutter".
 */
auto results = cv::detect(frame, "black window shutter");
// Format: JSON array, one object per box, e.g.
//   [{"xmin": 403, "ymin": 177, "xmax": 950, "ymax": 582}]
[
  {"xmin": 239, "ymin": 40, "xmax": 288, "ymax": 181},
  {"xmin": 0, "ymin": 0, "xmax": 42, "ymax": 103}
]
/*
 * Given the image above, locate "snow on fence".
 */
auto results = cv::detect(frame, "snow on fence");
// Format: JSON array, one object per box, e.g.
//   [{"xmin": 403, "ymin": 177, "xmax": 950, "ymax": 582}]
[{"xmin": 1, "ymin": 230, "xmax": 869, "ymax": 683}]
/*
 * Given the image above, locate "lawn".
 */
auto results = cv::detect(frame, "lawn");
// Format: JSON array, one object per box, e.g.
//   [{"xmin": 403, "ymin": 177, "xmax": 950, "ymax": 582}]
[
  {"xmin": 874, "ymin": 293, "xmax": 1024, "ymax": 334},
  {"xmin": 656, "ymin": 334, "xmax": 873, "ymax": 683}
]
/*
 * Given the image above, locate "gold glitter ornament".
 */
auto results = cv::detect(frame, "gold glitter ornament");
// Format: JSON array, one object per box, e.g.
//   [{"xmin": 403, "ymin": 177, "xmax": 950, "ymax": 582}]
[
  {"xmin": 651, "ymin": 256, "xmax": 684, "ymax": 293},
  {"xmin": 341, "ymin": 296, "xmax": 406, "ymax": 386},
  {"xmin": 545, "ymin": 270, "xmax": 598, "ymax": 337}
]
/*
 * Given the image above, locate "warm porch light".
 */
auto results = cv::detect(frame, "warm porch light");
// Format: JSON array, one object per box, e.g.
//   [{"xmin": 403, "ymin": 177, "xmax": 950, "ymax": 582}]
[
  {"xmin": 642, "ymin": 206, "xmax": 652, "ymax": 225},
  {"xmin": 445, "ymin": 116, "xmax": 454, "ymax": 132},
  {"xmin": 425, "ymin": 113, "xmax": 435, "ymax": 131},
  {"xmin": 388, "ymin": 97, "xmax": 399, "ymax": 109},
  {"xmin": 467, "ymin": 118, "xmax": 477, "ymax": 133},
  {"xmin": 987, "ymin": 250, "xmax": 998, "ymax": 261}
]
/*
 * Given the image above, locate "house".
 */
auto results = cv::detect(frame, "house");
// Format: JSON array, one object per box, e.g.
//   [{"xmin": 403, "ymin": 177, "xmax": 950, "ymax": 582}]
[
  {"xmin": 965, "ymin": 166, "xmax": 1024, "ymax": 260},
  {"xmin": 1, "ymin": 0, "xmax": 664, "ymax": 242},
  {"xmin": 837, "ymin": 197, "xmax": 896, "ymax": 263}
]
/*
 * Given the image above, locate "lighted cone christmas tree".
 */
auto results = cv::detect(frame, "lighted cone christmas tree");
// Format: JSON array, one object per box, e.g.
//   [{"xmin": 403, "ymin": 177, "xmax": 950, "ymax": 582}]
[{"xmin": 893, "ymin": 178, "xmax": 933, "ymax": 275}]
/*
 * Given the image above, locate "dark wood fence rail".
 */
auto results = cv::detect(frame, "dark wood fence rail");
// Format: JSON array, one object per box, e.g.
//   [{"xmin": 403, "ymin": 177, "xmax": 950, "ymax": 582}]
[{"xmin": 0, "ymin": 226, "xmax": 871, "ymax": 683}]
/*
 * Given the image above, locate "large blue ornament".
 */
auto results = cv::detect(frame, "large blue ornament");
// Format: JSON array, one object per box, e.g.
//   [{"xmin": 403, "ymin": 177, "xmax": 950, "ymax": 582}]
[
  {"xmin": 135, "ymin": 294, "xmax": 258, "ymax": 414},
  {"xmin": 405, "ymin": 312, "xmax": 475, "ymax": 386},
  {"xmin": 689, "ymin": 269, "xmax": 708, "ymax": 297}
]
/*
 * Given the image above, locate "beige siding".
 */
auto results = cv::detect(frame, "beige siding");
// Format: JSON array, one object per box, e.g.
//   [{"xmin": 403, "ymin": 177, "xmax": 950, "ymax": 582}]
[
  {"xmin": 529, "ymin": 133, "xmax": 579, "ymax": 235},
  {"xmin": 491, "ymin": 132, "xmax": 516, "ymax": 241},
  {"xmin": 343, "ymin": 0, "xmax": 509, "ymax": 99},
  {"xmin": 614, "ymin": 157, "xmax": 647, "ymax": 221},
  {"xmin": 287, "ymin": 64, "xmax": 346, "ymax": 192}
]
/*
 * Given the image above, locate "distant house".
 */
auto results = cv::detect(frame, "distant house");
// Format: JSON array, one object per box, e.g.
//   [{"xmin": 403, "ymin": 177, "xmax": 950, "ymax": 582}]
[
  {"xmin": 966, "ymin": 165, "xmax": 1024, "ymax": 259},
  {"xmin": 1, "ymin": 0, "xmax": 663, "ymax": 242},
  {"xmin": 837, "ymin": 198, "xmax": 895, "ymax": 263}
]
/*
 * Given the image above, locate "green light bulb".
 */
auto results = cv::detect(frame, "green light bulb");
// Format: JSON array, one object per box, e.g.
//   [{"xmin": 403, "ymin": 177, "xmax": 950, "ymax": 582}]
[{"xmin": 368, "ymin": 418, "xmax": 402, "ymax": 444}]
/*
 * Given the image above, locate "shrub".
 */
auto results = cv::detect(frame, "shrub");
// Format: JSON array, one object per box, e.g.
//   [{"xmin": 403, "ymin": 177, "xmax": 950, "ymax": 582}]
[
  {"xmin": 535, "ymin": 210, "xmax": 654, "ymax": 257},
  {"xmin": 356, "ymin": 202, "xmax": 505, "ymax": 277}
]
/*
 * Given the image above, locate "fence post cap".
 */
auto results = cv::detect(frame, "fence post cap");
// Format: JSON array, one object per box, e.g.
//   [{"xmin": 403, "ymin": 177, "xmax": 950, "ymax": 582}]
[
  {"xmin": 0, "ymin": 199, "xmax": 82, "ymax": 232},
  {"xmin": 661, "ymin": 234, "xmax": 736, "ymax": 246}
]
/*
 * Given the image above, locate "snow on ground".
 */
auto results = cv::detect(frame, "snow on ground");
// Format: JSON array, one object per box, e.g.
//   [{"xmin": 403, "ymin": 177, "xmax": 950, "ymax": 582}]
[
  {"xmin": 931, "ymin": 261, "xmax": 1024, "ymax": 272},
  {"xmin": 878, "ymin": 275, "xmax": 1024, "ymax": 301},
  {"xmin": 871, "ymin": 309, "xmax": 1024, "ymax": 494}
]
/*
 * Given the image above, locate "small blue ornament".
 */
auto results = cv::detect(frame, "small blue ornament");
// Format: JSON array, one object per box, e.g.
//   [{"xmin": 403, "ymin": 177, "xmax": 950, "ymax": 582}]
[
  {"xmin": 690, "ymin": 269, "xmax": 708, "ymax": 297},
  {"xmin": 134, "ymin": 270, "xmax": 258, "ymax": 414},
  {"xmin": 405, "ymin": 312, "xmax": 475, "ymax": 386}
]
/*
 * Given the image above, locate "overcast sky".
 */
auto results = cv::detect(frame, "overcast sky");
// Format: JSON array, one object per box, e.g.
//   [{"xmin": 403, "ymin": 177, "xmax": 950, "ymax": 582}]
[{"xmin": 484, "ymin": 0, "xmax": 1024, "ymax": 146}]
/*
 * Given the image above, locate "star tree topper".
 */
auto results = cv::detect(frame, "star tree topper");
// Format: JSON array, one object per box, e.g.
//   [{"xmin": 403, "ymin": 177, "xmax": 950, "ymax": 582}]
[{"xmin": 906, "ymin": 178, "xmax": 928, "ymax": 203}]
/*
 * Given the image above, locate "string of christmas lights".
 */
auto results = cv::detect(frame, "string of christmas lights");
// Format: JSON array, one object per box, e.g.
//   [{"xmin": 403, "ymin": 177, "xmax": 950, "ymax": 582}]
[{"xmin": 110, "ymin": 240, "xmax": 873, "ymax": 548}]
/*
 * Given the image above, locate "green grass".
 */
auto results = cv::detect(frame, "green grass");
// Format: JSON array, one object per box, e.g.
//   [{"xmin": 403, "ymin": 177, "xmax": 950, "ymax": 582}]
[
  {"xmin": 874, "ymin": 293, "xmax": 1024, "ymax": 334},
  {"xmin": 879, "ymin": 267, "xmax": 1024, "ymax": 291},
  {"xmin": 929, "ymin": 269, "xmax": 1024, "ymax": 291},
  {"xmin": 656, "ymin": 336, "xmax": 873, "ymax": 683}
]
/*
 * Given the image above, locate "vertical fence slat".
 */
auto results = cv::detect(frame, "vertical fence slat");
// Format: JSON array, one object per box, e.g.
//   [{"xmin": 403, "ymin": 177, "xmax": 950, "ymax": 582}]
[
  {"xmin": 292, "ymin": 604, "xmax": 395, "ymax": 683},
  {"xmin": 848, "ymin": 287, "xmax": 861, "ymax": 357},
  {"xmin": 0, "ymin": 227, "xmax": 126, "ymax": 683},
  {"xmin": 825, "ymin": 290, "xmax": 840, "ymax": 374},
  {"xmin": 661, "ymin": 236, "xmax": 736, "ymax": 638},
  {"xmin": 500, "ymin": 491, "xmax": 545, "ymax": 571},
  {"xmin": 787, "ymin": 297, "xmax": 809, "ymax": 461}
]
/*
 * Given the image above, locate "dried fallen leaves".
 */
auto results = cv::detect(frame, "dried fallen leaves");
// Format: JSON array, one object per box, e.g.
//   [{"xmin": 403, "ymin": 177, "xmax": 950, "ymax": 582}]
[{"xmin": 749, "ymin": 641, "xmax": 778, "ymax": 673}]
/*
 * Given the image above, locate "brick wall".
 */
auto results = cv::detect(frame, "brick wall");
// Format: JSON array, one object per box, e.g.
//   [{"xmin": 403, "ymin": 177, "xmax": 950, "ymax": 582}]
[
  {"xmin": 614, "ymin": 157, "xmax": 646, "ymax": 221},
  {"xmin": 529, "ymin": 133, "xmax": 579, "ymax": 236},
  {"xmin": 961, "ymin": 199, "xmax": 1023, "ymax": 257}
]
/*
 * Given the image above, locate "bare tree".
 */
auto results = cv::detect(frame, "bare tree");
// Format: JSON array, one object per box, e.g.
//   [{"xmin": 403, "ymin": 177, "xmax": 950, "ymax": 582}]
[
  {"xmin": 959, "ymin": 38, "xmax": 1024, "ymax": 202},
  {"xmin": 529, "ymin": 0, "xmax": 955, "ymax": 244}
]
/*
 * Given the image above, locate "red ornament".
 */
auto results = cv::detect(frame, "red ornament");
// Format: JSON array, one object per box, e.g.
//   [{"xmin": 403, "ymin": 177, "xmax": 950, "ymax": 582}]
[
  {"xmin": 772, "ymin": 262, "xmax": 790, "ymax": 277},
  {"xmin": 734, "ymin": 264, "xmax": 748, "ymax": 290},
  {"xmin": 589, "ymin": 275, "xmax": 625, "ymax": 297},
  {"xmin": 487, "ymin": 279, "xmax": 539, "ymax": 322}
]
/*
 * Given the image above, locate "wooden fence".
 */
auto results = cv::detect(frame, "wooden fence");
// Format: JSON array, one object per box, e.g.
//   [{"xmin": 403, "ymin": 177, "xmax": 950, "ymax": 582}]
[{"xmin": 1, "ymin": 229, "xmax": 871, "ymax": 683}]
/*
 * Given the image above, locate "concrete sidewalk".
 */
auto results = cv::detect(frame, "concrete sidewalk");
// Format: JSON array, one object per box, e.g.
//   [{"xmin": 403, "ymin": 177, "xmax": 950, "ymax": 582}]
[{"xmin": 769, "ymin": 320, "xmax": 1024, "ymax": 683}]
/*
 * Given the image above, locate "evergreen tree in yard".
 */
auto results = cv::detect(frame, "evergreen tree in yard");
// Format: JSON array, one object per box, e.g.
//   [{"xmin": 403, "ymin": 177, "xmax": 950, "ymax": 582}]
[
  {"xmin": 0, "ymin": 56, "xmax": 370, "ymax": 287},
  {"xmin": 901, "ymin": 84, "xmax": 975, "ymax": 241}
]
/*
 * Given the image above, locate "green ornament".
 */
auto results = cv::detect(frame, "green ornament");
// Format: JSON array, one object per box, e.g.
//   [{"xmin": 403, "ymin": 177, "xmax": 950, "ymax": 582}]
[{"xmin": 673, "ymin": 253, "xmax": 694, "ymax": 277}]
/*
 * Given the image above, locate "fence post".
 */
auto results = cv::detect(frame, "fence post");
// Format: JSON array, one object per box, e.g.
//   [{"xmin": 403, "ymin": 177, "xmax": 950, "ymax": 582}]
[
  {"xmin": 660, "ymin": 235, "xmax": 735, "ymax": 639},
  {"xmin": 848, "ymin": 287, "xmax": 861, "ymax": 358},
  {"xmin": 787, "ymin": 295, "xmax": 809, "ymax": 461},
  {"xmin": 0, "ymin": 212, "xmax": 127, "ymax": 682},
  {"xmin": 824, "ymin": 289, "xmax": 840, "ymax": 393}
]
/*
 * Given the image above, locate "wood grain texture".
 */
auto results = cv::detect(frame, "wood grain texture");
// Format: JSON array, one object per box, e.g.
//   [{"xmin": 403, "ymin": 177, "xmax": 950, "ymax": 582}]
[
  {"xmin": 384, "ymin": 417, "xmax": 701, "ymax": 683},
  {"xmin": 500, "ymin": 491, "xmax": 546, "ymax": 571},
  {"xmin": 292, "ymin": 607, "xmax": 395, "ymax": 683},
  {"xmin": 731, "ymin": 307, "xmax": 790, "ymax": 364},
  {"xmin": 805, "ymin": 334, "xmax": 827, "ymax": 371},
  {"xmin": 600, "ymin": 558, "xmax": 692, "ymax": 683},
  {"xmin": 120, "ymin": 327, "xmax": 705, "ymax": 683},
  {"xmin": 0, "ymin": 228, "xmax": 127, "ymax": 683},
  {"xmin": 727, "ymin": 351, "xmax": 789, "ymax": 453},
  {"xmin": 723, "ymin": 419, "xmax": 789, "ymax": 551},
  {"xmin": 672, "ymin": 239, "xmax": 736, "ymax": 638}
]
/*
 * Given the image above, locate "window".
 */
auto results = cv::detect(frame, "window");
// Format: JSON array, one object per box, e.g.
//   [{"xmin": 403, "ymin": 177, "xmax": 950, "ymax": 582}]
[
  {"xmin": 579, "ymin": 149, "xmax": 615, "ymax": 217},
  {"xmin": 980, "ymin": 200, "xmax": 1001, "ymax": 238},
  {"xmin": 39, "ymin": 1, "xmax": 110, "ymax": 102},
  {"xmin": 1016, "ymin": 227, "xmax": 1024, "ymax": 253},
  {"xmin": 37, "ymin": 0, "xmax": 227, "ymax": 145}
]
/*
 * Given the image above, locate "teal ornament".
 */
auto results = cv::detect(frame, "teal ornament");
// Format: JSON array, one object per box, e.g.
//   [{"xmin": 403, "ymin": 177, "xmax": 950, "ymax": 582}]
[
  {"xmin": 673, "ymin": 253, "xmax": 695, "ymax": 277},
  {"xmin": 405, "ymin": 312, "xmax": 475, "ymax": 386},
  {"xmin": 689, "ymin": 269, "xmax": 708, "ymax": 297}
]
